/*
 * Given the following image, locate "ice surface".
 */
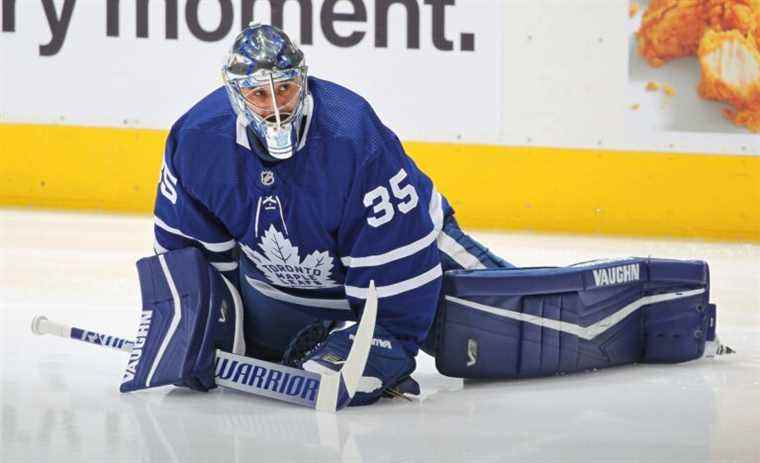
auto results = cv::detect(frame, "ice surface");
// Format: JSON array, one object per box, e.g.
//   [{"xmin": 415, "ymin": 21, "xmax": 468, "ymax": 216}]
[{"xmin": 2, "ymin": 210, "xmax": 758, "ymax": 463}]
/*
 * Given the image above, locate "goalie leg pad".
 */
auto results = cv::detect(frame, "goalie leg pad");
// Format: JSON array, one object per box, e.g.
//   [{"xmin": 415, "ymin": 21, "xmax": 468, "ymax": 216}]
[
  {"xmin": 434, "ymin": 258, "xmax": 716, "ymax": 379},
  {"xmin": 120, "ymin": 247, "xmax": 245, "ymax": 392}
]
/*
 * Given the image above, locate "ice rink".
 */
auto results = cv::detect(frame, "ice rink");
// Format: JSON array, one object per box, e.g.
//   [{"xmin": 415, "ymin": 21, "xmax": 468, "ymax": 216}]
[{"xmin": 2, "ymin": 209, "xmax": 758, "ymax": 463}]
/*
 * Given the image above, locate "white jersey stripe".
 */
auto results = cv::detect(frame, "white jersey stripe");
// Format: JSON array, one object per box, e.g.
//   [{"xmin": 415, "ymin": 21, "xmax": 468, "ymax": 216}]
[
  {"xmin": 345, "ymin": 264, "xmax": 442, "ymax": 299},
  {"xmin": 211, "ymin": 261, "xmax": 239, "ymax": 272},
  {"xmin": 437, "ymin": 231, "xmax": 486, "ymax": 270},
  {"xmin": 341, "ymin": 229, "xmax": 438, "ymax": 268},
  {"xmin": 154, "ymin": 216, "xmax": 236, "ymax": 253},
  {"xmin": 341, "ymin": 190, "xmax": 445, "ymax": 269},
  {"xmin": 445, "ymin": 288, "xmax": 706, "ymax": 341},
  {"xmin": 245, "ymin": 277, "xmax": 352, "ymax": 310},
  {"xmin": 154, "ymin": 240, "xmax": 236, "ymax": 275},
  {"xmin": 429, "ymin": 190, "xmax": 444, "ymax": 230}
]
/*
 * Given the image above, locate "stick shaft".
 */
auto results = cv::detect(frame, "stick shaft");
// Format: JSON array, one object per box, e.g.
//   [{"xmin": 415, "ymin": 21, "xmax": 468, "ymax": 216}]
[{"xmin": 31, "ymin": 315, "xmax": 133, "ymax": 352}]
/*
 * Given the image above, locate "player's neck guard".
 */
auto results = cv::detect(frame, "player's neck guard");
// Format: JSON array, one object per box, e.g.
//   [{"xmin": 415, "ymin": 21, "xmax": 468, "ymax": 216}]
[{"xmin": 262, "ymin": 119, "xmax": 298, "ymax": 160}]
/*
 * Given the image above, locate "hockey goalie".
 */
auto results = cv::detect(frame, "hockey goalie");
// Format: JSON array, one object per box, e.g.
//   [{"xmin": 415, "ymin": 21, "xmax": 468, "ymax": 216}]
[{"xmin": 118, "ymin": 24, "xmax": 732, "ymax": 407}]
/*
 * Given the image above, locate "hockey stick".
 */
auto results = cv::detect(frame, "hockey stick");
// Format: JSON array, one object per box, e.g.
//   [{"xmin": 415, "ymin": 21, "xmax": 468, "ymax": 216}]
[{"xmin": 30, "ymin": 281, "xmax": 378, "ymax": 412}]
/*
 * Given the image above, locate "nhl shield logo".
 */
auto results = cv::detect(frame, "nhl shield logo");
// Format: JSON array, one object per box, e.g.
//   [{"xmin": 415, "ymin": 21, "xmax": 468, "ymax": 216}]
[{"xmin": 260, "ymin": 170, "xmax": 275, "ymax": 186}]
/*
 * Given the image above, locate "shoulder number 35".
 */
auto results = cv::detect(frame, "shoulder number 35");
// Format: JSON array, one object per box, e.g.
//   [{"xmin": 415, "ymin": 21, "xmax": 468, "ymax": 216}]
[{"xmin": 363, "ymin": 168, "xmax": 419, "ymax": 228}]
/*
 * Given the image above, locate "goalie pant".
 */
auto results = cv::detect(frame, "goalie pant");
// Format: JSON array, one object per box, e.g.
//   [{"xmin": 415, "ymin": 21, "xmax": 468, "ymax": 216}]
[{"xmin": 431, "ymin": 257, "xmax": 718, "ymax": 379}]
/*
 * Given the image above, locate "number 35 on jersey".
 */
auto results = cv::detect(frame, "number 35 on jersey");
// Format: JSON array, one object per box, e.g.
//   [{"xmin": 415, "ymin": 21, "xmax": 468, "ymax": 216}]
[{"xmin": 363, "ymin": 169, "xmax": 419, "ymax": 228}]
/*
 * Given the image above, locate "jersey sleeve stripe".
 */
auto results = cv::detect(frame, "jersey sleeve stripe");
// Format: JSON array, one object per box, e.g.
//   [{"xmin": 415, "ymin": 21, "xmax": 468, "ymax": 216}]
[
  {"xmin": 340, "ymin": 228, "xmax": 438, "ymax": 268},
  {"xmin": 437, "ymin": 231, "xmax": 487, "ymax": 270},
  {"xmin": 245, "ymin": 277, "xmax": 352, "ymax": 310},
  {"xmin": 345, "ymin": 263, "xmax": 442, "ymax": 299},
  {"xmin": 429, "ymin": 190, "xmax": 444, "ymax": 230},
  {"xmin": 211, "ymin": 261, "xmax": 239, "ymax": 272},
  {"xmin": 154, "ymin": 216, "xmax": 236, "ymax": 253},
  {"xmin": 340, "ymin": 190, "xmax": 445, "ymax": 269}
]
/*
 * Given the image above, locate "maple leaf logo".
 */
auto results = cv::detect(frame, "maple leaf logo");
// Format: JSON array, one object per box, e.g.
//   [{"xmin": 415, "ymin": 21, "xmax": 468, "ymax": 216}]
[{"xmin": 241, "ymin": 225, "xmax": 336, "ymax": 289}]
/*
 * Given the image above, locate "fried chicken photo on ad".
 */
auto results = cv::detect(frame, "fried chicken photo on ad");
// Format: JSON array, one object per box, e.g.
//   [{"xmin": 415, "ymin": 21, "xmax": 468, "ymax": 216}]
[{"xmin": 633, "ymin": 0, "xmax": 760, "ymax": 132}]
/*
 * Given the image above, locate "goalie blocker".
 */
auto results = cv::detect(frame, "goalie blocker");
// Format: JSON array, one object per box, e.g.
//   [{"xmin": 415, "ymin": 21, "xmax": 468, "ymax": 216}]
[{"xmin": 433, "ymin": 258, "xmax": 719, "ymax": 378}]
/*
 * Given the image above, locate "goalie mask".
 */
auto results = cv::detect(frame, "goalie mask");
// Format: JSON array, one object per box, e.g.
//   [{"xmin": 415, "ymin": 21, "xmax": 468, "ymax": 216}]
[{"xmin": 222, "ymin": 24, "xmax": 308, "ymax": 162}]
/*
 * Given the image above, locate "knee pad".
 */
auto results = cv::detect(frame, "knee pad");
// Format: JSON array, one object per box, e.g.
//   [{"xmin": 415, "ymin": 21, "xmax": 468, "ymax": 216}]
[{"xmin": 433, "ymin": 258, "xmax": 716, "ymax": 379}]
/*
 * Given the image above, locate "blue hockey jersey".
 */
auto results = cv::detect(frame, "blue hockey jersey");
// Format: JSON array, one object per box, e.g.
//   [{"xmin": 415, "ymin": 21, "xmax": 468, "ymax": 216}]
[{"xmin": 153, "ymin": 77, "xmax": 454, "ymax": 355}]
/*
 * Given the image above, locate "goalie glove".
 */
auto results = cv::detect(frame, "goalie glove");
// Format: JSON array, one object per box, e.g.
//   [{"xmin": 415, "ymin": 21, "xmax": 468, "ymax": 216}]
[{"xmin": 291, "ymin": 324, "xmax": 420, "ymax": 406}]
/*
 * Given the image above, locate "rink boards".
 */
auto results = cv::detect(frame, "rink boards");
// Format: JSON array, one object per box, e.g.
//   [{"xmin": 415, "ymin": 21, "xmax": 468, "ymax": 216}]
[{"xmin": 1, "ymin": 122, "xmax": 758, "ymax": 242}]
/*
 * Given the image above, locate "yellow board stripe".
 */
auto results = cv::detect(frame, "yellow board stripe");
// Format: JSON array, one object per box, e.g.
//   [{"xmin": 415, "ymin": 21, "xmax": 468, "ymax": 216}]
[
  {"xmin": 2, "ymin": 123, "xmax": 759, "ymax": 241},
  {"xmin": 407, "ymin": 142, "xmax": 760, "ymax": 242},
  {"xmin": 2, "ymin": 123, "xmax": 166, "ymax": 213}
]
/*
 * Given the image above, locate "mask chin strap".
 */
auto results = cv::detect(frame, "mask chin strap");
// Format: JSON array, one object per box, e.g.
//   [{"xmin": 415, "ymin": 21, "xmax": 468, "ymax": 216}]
[{"xmin": 267, "ymin": 73, "xmax": 282, "ymax": 128}]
